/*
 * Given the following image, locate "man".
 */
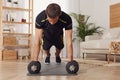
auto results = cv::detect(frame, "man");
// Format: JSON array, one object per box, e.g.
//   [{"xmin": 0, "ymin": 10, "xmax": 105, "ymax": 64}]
[{"xmin": 33, "ymin": 3, "xmax": 73, "ymax": 64}]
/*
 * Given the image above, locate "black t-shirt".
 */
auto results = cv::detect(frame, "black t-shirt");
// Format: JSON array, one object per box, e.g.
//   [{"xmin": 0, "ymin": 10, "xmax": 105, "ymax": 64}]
[{"xmin": 35, "ymin": 10, "xmax": 72, "ymax": 42}]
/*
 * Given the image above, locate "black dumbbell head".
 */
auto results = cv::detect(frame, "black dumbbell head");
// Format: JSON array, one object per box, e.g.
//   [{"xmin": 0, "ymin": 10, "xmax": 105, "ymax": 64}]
[
  {"xmin": 66, "ymin": 60, "xmax": 79, "ymax": 74},
  {"xmin": 27, "ymin": 61, "xmax": 41, "ymax": 74}
]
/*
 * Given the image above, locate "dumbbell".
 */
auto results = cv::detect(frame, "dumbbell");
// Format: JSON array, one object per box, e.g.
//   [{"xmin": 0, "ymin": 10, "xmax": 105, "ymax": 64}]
[
  {"xmin": 66, "ymin": 60, "xmax": 79, "ymax": 74},
  {"xmin": 27, "ymin": 61, "xmax": 41, "ymax": 74}
]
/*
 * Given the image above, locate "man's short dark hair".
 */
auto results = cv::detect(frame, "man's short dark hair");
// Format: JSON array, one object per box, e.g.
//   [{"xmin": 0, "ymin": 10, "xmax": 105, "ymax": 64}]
[{"xmin": 46, "ymin": 3, "xmax": 61, "ymax": 18}]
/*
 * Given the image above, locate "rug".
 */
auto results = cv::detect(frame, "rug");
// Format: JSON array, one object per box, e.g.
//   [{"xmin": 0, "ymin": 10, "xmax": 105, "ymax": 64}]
[{"xmin": 27, "ymin": 62, "xmax": 77, "ymax": 76}]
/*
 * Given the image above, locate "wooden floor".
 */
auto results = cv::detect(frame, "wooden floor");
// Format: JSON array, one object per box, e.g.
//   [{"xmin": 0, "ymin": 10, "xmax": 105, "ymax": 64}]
[{"xmin": 0, "ymin": 58, "xmax": 120, "ymax": 80}]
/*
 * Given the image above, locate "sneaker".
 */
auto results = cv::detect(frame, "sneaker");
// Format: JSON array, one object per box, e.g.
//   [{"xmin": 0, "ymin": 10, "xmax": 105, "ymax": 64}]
[
  {"xmin": 56, "ymin": 56, "xmax": 61, "ymax": 64},
  {"xmin": 45, "ymin": 56, "xmax": 50, "ymax": 64}
]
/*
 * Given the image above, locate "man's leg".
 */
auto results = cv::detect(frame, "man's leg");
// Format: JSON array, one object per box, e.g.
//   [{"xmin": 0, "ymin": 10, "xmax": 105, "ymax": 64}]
[
  {"xmin": 43, "ymin": 49, "xmax": 51, "ymax": 64},
  {"xmin": 55, "ymin": 38, "xmax": 64, "ymax": 64},
  {"xmin": 55, "ymin": 48, "xmax": 61, "ymax": 57},
  {"xmin": 42, "ymin": 39, "xmax": 52, "ymax": 64},
  {"xmin": 43, "ymin": 49, "xmax": 50, "ymax": 56},
  {"xmin": 55, "ymin": 48, "xmax": 62, "ymax": 64}
]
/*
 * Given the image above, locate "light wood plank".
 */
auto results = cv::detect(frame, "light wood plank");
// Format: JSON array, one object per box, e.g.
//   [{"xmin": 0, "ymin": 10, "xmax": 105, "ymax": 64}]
[
  {"xmin": 110, "ymin": 3, "xmax": 120, "ymax": 28},
  {"xmin": 3, "ymin": 45, "xmax": 29, "ymax": 48},
  {"xmin": 0, "ymin": 0, "xmax": 2, "ymax": 35},
  {"xmin": 2, "ymin": 21, "xmax": 32, "ymax": 24},
  {"xmin": 0, "ymin": 36, "xmax": 3, "ymax": 46},
  {"xmin": 0, "ymin": 50, "xmax": 2, "ymax": 60},
  {"xmin": 3, "ymin": 32, "xmax": 31, "ymax": 36},
  {"xmin": 3, "ymin": 50, "xmax": 17, "ymax": 60},
  {"xmin": 0, "ymin": 0, "xmax": 3, "ymax": 60},
  {"xmin": 3, "ymin": 6, "xmax": 32, "ymax": 11}
]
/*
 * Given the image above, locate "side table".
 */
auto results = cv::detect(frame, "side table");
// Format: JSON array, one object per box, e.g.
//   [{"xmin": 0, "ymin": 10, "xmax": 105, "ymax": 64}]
[{"xmin": 107, "ymin": 41, "xmax": 120, "ymax": 64}]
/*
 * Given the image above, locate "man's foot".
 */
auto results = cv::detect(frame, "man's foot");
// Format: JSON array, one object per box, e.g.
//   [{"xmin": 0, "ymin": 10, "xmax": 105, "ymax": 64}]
[
  {"xmin": 45, "ymin": 56, "xmax": 50, "ymax": 64},
  {"xmin": 56, "ymin": 56, "xmax": 61, "ymax": 64}
]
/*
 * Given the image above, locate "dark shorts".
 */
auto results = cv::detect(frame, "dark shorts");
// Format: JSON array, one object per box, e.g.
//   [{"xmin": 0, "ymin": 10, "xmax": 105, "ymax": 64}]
[{"xmin": 42, "ymin": 38, "xmax": 64, "ymax": 50}]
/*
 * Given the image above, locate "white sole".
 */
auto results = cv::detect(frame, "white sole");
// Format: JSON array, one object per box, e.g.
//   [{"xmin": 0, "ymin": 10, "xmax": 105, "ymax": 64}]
[
  {"xmin": 56, "ymin": 63, "xmax": 61, "ymax": 65},
  {"xmin": 44, "ymin": 62, "xmax": 50, "ymax": 65}
]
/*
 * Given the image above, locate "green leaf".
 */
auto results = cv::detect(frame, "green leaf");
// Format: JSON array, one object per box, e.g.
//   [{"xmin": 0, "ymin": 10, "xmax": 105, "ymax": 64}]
[{"xmin": 69, "ymin": 13, "xmax": 103, "ymax": 41}]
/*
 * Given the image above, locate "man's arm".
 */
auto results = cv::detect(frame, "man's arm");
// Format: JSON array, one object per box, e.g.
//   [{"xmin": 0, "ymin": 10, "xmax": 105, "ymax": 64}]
[
  {"xmin": 65, "ymin": 29, "xmax": 73, "ymax": 61},
  {"xmin": 33, "ymin": 28, "xmax": 43, "ymax": 61}
]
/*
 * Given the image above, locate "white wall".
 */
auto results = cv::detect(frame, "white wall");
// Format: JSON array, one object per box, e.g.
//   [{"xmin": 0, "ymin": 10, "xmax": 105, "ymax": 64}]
[
  {"xmin": 94, "ymin": 0, "xmax": 110, "ymax": 29},
  {"xmin": 80, "ymin": 0, "xmax": 120, "ymax": 29},
  {"xmin": 79, "ymin": 0, "xmax": 95, "ymax": 23},
  {"xmin": 109, "ymin": 0, "xmax": 120, "ymax": 5}
]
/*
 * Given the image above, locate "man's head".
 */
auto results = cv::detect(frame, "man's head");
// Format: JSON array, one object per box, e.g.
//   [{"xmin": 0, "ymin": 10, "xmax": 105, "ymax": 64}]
[{"xmin": 46, "ymin": 3, "xmax": 61, "ymax": 24}]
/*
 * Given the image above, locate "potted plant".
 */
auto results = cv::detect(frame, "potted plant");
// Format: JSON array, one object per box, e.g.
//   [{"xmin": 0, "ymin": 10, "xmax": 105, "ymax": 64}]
[{"xmin": 70, "ymin": 13, "xmax": 103, "ymax": 41}]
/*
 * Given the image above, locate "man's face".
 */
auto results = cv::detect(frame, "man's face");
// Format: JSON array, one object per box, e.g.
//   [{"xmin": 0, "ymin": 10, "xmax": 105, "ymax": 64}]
[{"xmin": 47, "ymin": 16, "xmax": 59, "ymax": 25}]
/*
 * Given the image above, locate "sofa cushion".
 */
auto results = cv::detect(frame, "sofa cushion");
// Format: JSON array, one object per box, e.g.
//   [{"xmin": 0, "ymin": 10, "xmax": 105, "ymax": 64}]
[
  {"xmin": 102, "ymin": 28, "xmax": 120, "ymax": 39},
  {"xmin": 80, "ymin": 40, "xmax": 111, "ymax": 49}
]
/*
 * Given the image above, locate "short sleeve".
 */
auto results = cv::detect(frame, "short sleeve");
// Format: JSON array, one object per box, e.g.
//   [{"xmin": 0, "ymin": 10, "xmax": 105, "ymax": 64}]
[
  {"xmin": 65, "ymin": 16, "xmax": 72, "ymax": 30},
  {"xmin": 35, "ymin": 10, "xmax": 46, "ymax": 29},
  {"xmin": 60, "ymin": 12, "xmax": 72, "ymax": 30}
]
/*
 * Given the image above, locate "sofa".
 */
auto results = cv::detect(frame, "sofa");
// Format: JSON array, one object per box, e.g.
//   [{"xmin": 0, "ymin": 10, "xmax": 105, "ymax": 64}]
[{"xmin": 80, "ymin": 27, "xmax": 120, "ymax": 60}]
